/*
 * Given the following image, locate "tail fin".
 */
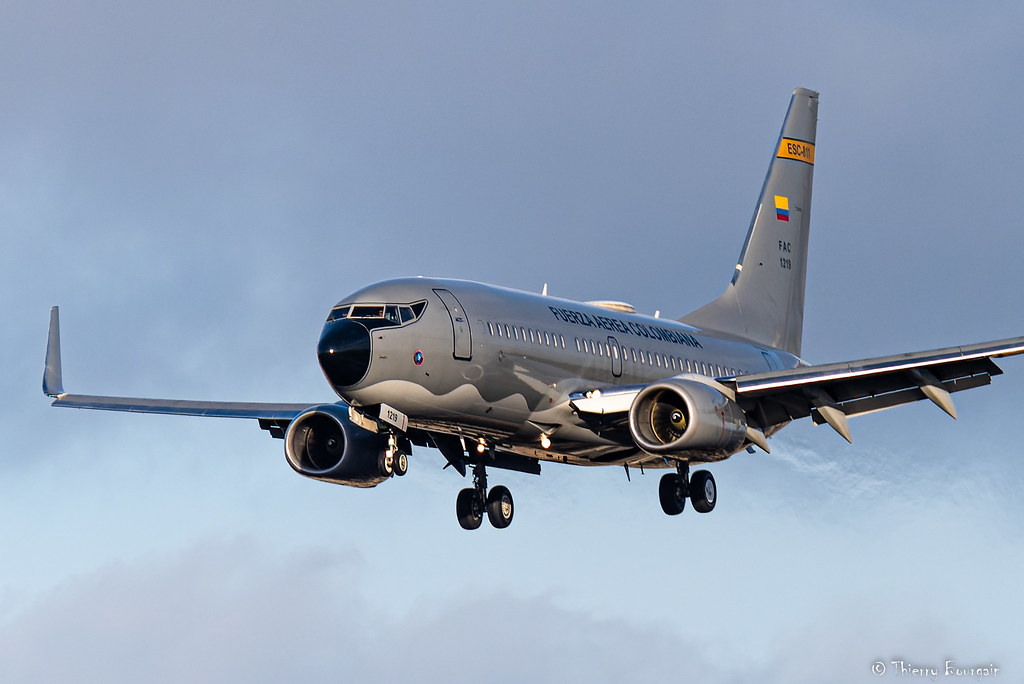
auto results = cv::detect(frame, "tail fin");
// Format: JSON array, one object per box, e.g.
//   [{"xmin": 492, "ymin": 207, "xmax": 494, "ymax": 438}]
[{"xmin": 681, "ymin": 88, "xmax": 818, "ymax": 357}]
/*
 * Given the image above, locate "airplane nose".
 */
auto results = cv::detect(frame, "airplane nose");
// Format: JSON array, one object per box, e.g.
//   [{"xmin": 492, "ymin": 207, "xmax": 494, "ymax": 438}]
[{"xmin": 317, "ymin": 320, "xmax": 371, "ymax": 389}]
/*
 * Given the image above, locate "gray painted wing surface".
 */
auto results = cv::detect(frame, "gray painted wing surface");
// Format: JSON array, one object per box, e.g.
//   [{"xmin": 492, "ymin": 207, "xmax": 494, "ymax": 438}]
[
  {"xmin": 732, "ymin": 336, "xmax": 1024, "ymax": 431},
  {"xmin": 44, "ymin": 307, "xmax": 314, "ymax": 422},
  {"xmin": 48, "ymin": 394, "xmax": 312, "ymax": 420}
]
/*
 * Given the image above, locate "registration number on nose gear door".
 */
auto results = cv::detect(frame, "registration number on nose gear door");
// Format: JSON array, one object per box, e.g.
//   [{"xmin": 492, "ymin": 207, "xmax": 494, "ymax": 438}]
[{"xmin": 380, "ymin": 403, "xmax": 408, "ymax": 432}]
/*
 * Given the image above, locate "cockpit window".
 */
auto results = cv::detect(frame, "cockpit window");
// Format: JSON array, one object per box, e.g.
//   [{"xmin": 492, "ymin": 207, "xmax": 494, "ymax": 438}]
[
  {"xmin": 327, "ymin": 300, "xmax": 427, "ymax": 328},
  {"xmin": 327, "ymin": 306, "xmax": 351, "ymax": 321},
  {"xmin": 351, "ymin": 305, "xmax": 386, "ymax": 319}
]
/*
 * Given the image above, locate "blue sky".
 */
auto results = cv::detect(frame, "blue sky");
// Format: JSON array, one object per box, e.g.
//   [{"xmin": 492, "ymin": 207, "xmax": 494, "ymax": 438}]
[{"xmin": 2, "ymin": 2, "xmax": 1023, "ymax": 682}]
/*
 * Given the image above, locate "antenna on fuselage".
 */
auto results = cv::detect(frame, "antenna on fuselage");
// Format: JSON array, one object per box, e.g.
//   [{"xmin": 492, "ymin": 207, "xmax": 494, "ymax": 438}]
[{"xmin": 542, "ymin": 283, "xmax": 548, "ymax": 296}]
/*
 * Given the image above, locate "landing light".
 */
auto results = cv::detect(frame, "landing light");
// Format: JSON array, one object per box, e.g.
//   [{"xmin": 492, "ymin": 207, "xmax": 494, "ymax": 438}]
[
  {"xmin": 476, "ymin": 439, "xmax": 487, "ymax": 454},
  {"xmin": 540, "ymin": 435, "xmax": 552, "ymax": 449}
]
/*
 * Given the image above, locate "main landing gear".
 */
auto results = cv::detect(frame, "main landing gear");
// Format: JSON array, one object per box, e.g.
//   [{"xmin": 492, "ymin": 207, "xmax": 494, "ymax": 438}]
[
  {"xmin": 456, "ymin": 463, "xmax": 514, "ymax": 530},
  {"xmin": 658, "ymin": 464, "xmax": 716, "ymax": 516}
]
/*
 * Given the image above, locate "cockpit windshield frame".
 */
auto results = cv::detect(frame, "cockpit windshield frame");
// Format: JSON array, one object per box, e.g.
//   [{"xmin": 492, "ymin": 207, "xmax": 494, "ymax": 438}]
[{"xmin": 328, "ymin": 300, "xmax": 428, "ymax": 329}]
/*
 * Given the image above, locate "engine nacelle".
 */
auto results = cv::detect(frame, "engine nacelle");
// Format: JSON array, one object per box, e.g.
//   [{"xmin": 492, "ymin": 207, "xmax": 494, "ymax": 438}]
[
  {"xmin": 628, "ymin": 377, "xmax": 749, "ymax": 455},
  {"xmin": 284, "ymin": 404, "xmax": 390, "ymax": 488}
]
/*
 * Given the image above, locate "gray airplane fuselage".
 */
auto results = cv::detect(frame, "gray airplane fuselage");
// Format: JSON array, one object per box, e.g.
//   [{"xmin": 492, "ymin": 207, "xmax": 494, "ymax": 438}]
[{"xmin": 318, "ymin": 277, "xmax": 799, "ymax": 465}]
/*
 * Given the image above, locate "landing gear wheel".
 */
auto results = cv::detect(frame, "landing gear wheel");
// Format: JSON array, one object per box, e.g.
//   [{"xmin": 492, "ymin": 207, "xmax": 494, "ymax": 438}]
[
  {"xmin": 392, "ymin": 451, "xmax": 409, "ymax": 477},
  {"xmin": 486, "ymin": 485, "xmax": 514, "ymax": 529},
  {"xmin": 690, "ymin": 470, "xmax": 716, "ymax": 513},
  {"xmin": 659, "ymin": 473, "xmax": 686, "ymax": 516},
  {"xmin": 378, "ymin": 451, "xmax": 394, "ymax": 477},
  {"xmin": 456, "ymin": 488, "xmax": 484, "ymax": 530}
]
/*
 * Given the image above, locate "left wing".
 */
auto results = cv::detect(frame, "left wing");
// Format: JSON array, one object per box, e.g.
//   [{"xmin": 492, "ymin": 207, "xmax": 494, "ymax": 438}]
[
  {"xmin": 732, "ymin": 336, "xmax": 1024, "ymax": 441},
  {"xmin": 572, "ymin": 336, "xmax": 1024, "ymax": 444},
  {"xmin": 44, "ymin": 306, "xmax": 316, "ymax": 428}
]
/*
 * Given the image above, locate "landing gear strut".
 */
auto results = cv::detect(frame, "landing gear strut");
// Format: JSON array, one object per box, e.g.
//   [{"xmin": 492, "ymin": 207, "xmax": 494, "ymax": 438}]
[
  {"xmin": 456, "ymin": 463, "xmax": 514, "ymax": 530},
  {"xmin": 659, "ymin": 464, "xmax": 716, "ymax": 516}
]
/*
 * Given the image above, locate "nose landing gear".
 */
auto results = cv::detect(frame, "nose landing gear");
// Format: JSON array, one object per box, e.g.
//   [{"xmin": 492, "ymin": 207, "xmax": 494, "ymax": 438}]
[{"xmin": 379, "ymin": 433, "xmax": 410, "ymax": 477}]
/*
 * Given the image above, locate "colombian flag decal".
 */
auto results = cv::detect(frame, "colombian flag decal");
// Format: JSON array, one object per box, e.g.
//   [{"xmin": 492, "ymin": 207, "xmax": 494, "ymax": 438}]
[{"xmin": 774, "ymin": 195, "xmax": 790, "ymax": 221}]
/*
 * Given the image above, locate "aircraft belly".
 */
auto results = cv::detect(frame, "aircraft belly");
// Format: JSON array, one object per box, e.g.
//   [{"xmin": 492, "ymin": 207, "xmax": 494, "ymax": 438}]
[{"xmin": 346, "ymin": 379, "xmax": 532, "ymax": 433}]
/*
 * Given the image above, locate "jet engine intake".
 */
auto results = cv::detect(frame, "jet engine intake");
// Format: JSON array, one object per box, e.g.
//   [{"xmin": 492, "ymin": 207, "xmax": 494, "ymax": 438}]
[
  {"xmin": 629, "ymin": 377, "xmax": 748, "ymax": 455},
  {"xmin": 284, "ymin": 404, "xmax": 390, "ymax": 487}
]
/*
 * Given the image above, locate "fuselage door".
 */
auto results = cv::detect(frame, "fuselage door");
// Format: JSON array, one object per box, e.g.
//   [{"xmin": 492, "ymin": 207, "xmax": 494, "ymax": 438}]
[
  {"xmin": 608, "ymin": 336, "xmax": 622, "ymax": 377},
  {"xmin": 433, "ymin": 288, "xmax": 472, "ymax": 360}
]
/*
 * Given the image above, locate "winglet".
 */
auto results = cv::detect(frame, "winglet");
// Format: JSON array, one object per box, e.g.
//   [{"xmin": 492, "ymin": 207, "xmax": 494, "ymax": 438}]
[{"xmin": 43, "ymin": 306, "xmax": 64, "ymax": 397}]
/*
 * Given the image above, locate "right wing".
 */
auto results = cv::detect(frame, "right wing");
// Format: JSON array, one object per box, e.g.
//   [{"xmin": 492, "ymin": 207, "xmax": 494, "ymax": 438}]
[{"xmin": 44, "ymin": 306, "xmax": 318, "ymax": 434}]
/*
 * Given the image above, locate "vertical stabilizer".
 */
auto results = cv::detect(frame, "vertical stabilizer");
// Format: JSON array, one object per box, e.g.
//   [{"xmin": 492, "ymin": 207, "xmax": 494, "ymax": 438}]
[{"xmin": 681, "ymin": 88, "xmax": 818, "ymax": 357}]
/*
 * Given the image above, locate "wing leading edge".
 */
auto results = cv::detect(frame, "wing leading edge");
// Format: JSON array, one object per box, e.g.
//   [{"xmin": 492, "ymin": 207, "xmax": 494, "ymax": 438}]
[{"xmin": 44, "ymin": 306, "xmax": 315, "ymax": 423}]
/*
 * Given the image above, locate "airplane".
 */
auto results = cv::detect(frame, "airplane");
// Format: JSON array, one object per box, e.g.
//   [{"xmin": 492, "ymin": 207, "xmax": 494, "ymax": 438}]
[{"xmin": 43, "ymin": 87, "xmax": 1024, "ymax": 530}]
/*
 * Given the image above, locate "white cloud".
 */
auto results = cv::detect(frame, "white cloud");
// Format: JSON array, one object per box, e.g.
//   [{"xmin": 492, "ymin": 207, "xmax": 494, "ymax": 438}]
[{"xmin": 0, "ymin": 537, "xmax": 725, "ymax": 684}]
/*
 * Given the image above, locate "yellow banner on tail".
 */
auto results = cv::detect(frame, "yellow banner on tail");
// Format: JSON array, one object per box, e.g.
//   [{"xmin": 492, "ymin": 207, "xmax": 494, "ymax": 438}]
[{"xmin": 777, "ymin": 138, "xmax": 815, "ymax": 164}]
